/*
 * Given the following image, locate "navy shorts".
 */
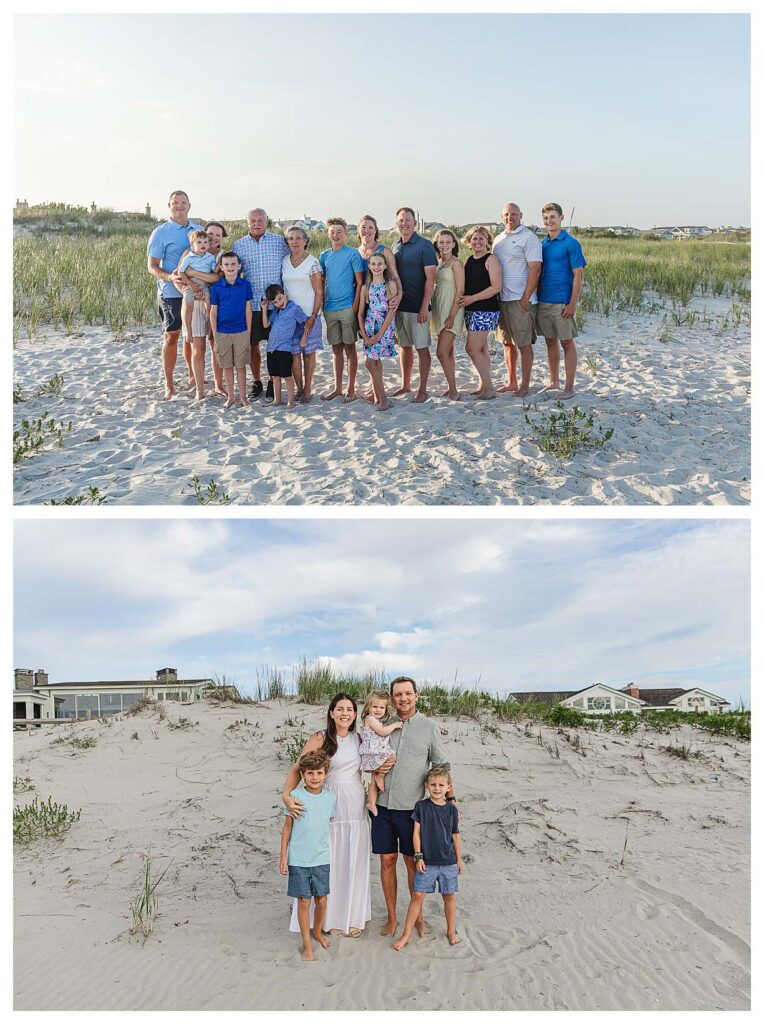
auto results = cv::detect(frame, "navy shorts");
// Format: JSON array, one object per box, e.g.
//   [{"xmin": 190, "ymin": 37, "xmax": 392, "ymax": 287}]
[
  {"xmin": 370, "ymin": 804, "xmax": 415, "ymax": 857},
  {"xmin": 159, "ymin": 297, "xmax": 183, "ymax": 333},
  {"xmin": 250, "ymin": 310, "xmax": 270, "ymax": 344},
  {"xmin": 287, "ymin": 864, "xmax": 330, "ymax": 899},
  {"xmin": 267, "ymin": 349, "xmax": 294, "ymax": 378}
]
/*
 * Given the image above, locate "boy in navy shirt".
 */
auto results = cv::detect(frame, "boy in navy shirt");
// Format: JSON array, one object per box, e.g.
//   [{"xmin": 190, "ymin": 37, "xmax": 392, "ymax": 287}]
[
  {"xmin": 260, "ymin": 284, "xmax": 307, "ymax": 409},
  {"xmin": 210, "ymin": 252, "xmax": 253, "ymax": 409},
  {"xmin": 392, "ymin": 767, "xmax": 463, "ymax": 951},
  {"xmin": 279, "ymin": 750, "xmax": 336, "ymax": 961}
]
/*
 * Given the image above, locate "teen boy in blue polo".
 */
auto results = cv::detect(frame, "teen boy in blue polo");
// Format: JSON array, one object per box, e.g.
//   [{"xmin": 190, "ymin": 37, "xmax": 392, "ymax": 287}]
[
  {"xmin": 537, "ymin": 202, "xmax": 587, "ymax": 400},
  {"xmin": 147, "ymin": 190, "xmax": 203, "ymax": 400},
  {"xmin": 210, "ymin": 252, "xmax": 253, "ymax": 409},
  {"xmin": 319, "ymin": 218, "xmax": 364, "ymax": 403},
  {"xmin": 371, "ymin": 675, "xmax": 452, "ymax": 940}
]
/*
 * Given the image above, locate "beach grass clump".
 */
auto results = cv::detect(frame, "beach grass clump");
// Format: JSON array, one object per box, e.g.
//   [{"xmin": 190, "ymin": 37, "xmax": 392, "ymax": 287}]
[
  {"xmin": 125, "ymin": 695, "xmax": 157, "ymax": 716},
  {"xmin": 13, "ymin": 414, "xmax": 72, "ymax": 464},
  {"xmin": 548, "ymin": 705, "xmax": 586, "ymax": 728},
  {"xmin": 166, "ymin": 716, "xmax": 197, "ymax": 731},
  {"xmin": 13, "ymin": 775, "xmax": 35, "ymax": 794},
  {"xmin": 525, "ymin": 402, "xmax": 614, "ymax": 460},
  {"xmin": 293, "ymin": 657, "xmax": 384, "ymax": 705},
  {"xmin": 282, "ymin": 731, "xmax": 310, "ymax": 763},
  {"xmin": 13, "ymin": 796, "xmax": 81, "ymax": 844},
  {"xmin": 186, "ymin": 473, "xmax": 231, "ymax": 506},
  {"xmin": 69, "ymin": 735, "xmax": 97, "ymax": 750},
  {"xmin": 130, "ymin": 856, "xmax": 172, "ymax": 939},
  {"xmin": 46, "ymin": 486, "xmax": 106, "ymax": 506}
]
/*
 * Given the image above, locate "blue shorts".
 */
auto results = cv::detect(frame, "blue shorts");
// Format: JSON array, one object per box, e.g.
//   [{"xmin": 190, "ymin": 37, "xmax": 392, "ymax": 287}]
[
  {"xmin": 158, "ymin": 297, "xmax": 183, "ymax": 333},
  {"xmin": 413, "ymin": 862, "xmax": 459, "ymax": 895},
  {"xmin": 370, "ymin": 804, "xmax": 415, "ymax": 857},
  {"xmin": 287, "ymin": 864, "xmax": 330, "ymax": 899},
  {"xmin": 464, "ymin": 309, "xmax": 500, "ymax": 333}
]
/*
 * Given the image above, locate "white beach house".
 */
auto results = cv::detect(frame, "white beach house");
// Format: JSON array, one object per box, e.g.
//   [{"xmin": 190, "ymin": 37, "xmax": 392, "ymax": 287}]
[
  {"xmin": 508, "ymin": 683, "xmax": 730, "ymax": 714},
  {"xmin": 12, "ymin": 668, "xmax": 214, "ymax": 724}
]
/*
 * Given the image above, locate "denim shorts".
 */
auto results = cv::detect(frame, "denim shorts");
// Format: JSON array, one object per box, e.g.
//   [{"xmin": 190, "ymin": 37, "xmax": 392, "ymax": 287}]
[
  {"xmin": 287, "ymin": 864, "xmax": 330, "ymax": 899},
  {"xmin": 413, "ymin": 862, "xmax": 459, "ymax": 895}
]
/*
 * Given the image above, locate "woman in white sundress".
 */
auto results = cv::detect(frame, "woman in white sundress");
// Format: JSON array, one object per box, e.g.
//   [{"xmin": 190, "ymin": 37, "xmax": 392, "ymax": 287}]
[{"xmin": 281, "ymin": 692, "xmax": 372, "ymax": 937}]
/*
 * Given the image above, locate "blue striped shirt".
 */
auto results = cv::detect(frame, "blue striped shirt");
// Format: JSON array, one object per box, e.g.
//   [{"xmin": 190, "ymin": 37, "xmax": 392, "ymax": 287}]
[{"xmin": 232, "ymin": 230, "xmax": 289, "ymax": 303}]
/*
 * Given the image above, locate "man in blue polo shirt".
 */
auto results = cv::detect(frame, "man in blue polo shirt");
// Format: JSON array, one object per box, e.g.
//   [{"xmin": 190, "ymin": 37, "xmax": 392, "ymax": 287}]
[
  {"xmin": 392, "ymin": 208, "xmax": 437, "ymax": 403},
  {"xmin": 147, "ymin": 190, "xmax": 204, "ymax": 400},
  {"xmin": 536, "ymin": 203, "xmax": 587, "ymax": 400}
]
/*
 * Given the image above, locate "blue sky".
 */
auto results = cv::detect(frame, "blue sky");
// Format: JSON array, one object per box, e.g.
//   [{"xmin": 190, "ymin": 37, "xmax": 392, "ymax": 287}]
[
  {"xmin": 14, "ymin": 13, "xmax": 750, "ymax": 227},
  {"xmin": 14, "ymin": 519, "xmax": 751, "ymax": 705}
]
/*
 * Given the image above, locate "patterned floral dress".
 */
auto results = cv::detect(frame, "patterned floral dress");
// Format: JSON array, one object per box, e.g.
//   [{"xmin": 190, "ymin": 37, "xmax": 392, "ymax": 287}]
[{"xmin": 363, "ymin": 282, "xmax": 397, "ymax": 360}]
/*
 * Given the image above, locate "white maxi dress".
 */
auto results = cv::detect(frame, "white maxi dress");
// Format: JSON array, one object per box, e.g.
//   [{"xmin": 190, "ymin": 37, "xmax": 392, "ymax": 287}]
[{"xmin": 289, "ymin": 732, "xmax": 372, "ymax": 933}]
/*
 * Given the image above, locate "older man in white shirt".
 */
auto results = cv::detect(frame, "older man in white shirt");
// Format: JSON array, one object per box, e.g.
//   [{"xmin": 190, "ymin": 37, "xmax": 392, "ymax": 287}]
[{"xmin": 492, "ymin": 203, "xmax": 542, "ymax": 397}]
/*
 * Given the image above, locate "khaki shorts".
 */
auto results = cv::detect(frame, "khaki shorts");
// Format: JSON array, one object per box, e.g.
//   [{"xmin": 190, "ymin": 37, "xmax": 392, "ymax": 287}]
[
  {"xmin": 396, "ymin": 310, "xmax": 431, "ymax": 350},
  {"xmin": 325, "ymin": 307, "xmax": 357, "ymax": 346},
  {"xmin": 215, "ymin": 330, "xmax": 250, "ymax": 369},
  {"xmin": 536, "ymin": 302, "xmax": 578, "ymax": 341},
  {"xmin": 499, "ymin": 300, "xmax": 537, "ymax": 349}
]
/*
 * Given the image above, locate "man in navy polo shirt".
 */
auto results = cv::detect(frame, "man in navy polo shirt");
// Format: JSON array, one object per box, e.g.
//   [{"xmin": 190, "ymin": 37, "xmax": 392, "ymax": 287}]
[
  {"xmin": 147, "ymin": 190, "xmax": 203, "ymax": 400},
  {"xmin": 392, "ymin": 208, "xmax": 437, "ymax": 403},
  {"xmin": 536, "ymin": 203, "xmax": 587, "ymax": 400}
]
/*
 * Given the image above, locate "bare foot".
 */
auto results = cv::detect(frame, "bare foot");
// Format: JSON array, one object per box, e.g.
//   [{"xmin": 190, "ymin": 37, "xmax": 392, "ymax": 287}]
[
  {"xmin": 192, "ymin": 393, "xmax": 206, "ymax": 403},
  {"xmin": 414, "ymin": 918, "xmax": 429, "ymax": 937},
  {"xmin": 223, "ymin": 398, "xmax": 237, "ymax": 409},
  {"xmin": 163, "ymin": 386, "xmax": 176, "ymax": 401},
  {"xmin": 294, "ymin": 387, "xmax": 303, "ymax": 402},
  {"xmin": 346, "ymin": 928, "xmax": 362, "ymax": 938},
  {"xmin": 497, "ymin": 383, "xmax": 519, "ymax": 393},
  {"xmin": 286, "ymin": 401, "xmax": 297, "ymax": 409},
  {"xmin": 301, "ymin": 945, "xmax": 314, "ymax": 962},
  {"xmin": 392, "ymin": 934, "xmax": 410, "ymax": 951},
  {"xmin": 321, "ymin": 388, "xmax": 342, "ymax": 401},
  {"xmin": 516, "ymin": 386, "xmax": 530, "ymax": 398},
  {"xmin": 447, "ymin": 390, "xmax": 460, "ymax": 401},
  {"xmin": 542, "ymin": 383, "xmax": 560, "ymax": 392},
  {"xmin": 343, "ymin": 392, "xmax": 357, "ymax": 403},
  {"xmin": 313, "ymin": 932, "xmax": 330, "ymax": 949},
  {"xmin": 412, "ymin": 390, "xmax": 428, "ymax": 404},
  {"xmin": 447, "ymin": 932, "xmax": 461, "ymax": 946},
  {"xmin": 392, "ymin": 386, "xmax": 412, "ymax": 396},
  {"xmin": 212, "ymin": 388, "xmax": 226, "ymax": 397},
  {"xmin": 380, "ymin": 919, "xmax": 398, "ymax": 937},
  {"xmin": 240, "ymin": 399, "xmax": 250, "ymax": 408},
  {"xmin": 475, "ymin": 390, "xmax": 497, "ymax": 400},
  {"xmin": 377, "ymin": 399, "xmax": 390, "ymax": 411},
  {"xmin": 299, "ymin": 392, "xmax": 313, "ymax": 404},
  {"xmin": 560, "ymin": 387, "xmax": 575, "ymax": 400}
]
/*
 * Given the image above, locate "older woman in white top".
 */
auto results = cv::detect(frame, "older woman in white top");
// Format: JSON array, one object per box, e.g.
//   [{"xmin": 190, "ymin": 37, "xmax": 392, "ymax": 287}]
[{"xmin": 281, "ymin": 226, "xmax": 324, "ymax": 404}]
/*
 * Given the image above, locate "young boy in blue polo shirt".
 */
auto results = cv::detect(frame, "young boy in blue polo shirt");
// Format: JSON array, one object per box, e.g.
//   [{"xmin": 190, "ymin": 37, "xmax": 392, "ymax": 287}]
[
  {"xmin": 280, "ymin": 750, "xmax": 336, "ymax": 961},
  {"xmin": 260, "ymin": 285, "xmax": 307, "ymax": 410},
  {"xmin": 392, "ymin": 767, "xmax": 463, "ymax": 952},
  {"xmin": 210, "ymin": 252, "xmax": 253, "ymax": 409}
]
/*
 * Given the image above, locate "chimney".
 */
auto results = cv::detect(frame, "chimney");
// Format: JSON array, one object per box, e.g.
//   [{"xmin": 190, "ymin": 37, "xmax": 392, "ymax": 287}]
[
  {"xmin": 34, "ymin": 670, "xmax": 49, "ymax": 687},
  {"xmin": 156, "ymin": 668, "xmax": 178, "ymax": 683},
  {"xmin": 14, "ymin": 668, "xmax": 34, "ymax": 691},
  {"xmin": 626, "ymin": 683, "xmax": 640, "ymax": 699}
]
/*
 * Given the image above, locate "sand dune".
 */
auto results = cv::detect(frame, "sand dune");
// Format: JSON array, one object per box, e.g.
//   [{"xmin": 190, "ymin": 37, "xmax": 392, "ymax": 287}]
[
  {"xmin": 12, "ymin": 297, "xmax": 750, "ymax": 505},
  {"xmin": 13, "ymin": 700, "xmax": 750, "ymax": 1011}
]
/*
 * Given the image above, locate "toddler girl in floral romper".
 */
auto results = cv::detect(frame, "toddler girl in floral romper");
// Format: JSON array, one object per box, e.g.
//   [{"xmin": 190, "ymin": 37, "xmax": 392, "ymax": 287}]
[{"xmin": 359, "ymin": 690, "xmax": 402, "ymax": 815}]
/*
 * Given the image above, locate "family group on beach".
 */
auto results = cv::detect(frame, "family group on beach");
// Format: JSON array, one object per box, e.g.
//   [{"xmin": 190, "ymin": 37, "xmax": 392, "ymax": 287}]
[
  {"xmin": 147, "ymin": 193, "xmax": 586, "ymax": 410},
  {"xmin": 278, "ymin": 678, "xmax": 461, "ymax": 960}
]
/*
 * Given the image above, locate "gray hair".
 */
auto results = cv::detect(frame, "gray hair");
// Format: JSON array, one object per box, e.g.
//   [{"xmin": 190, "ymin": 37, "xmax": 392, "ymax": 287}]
[
  {"xmin": 503, "ymin": 203, "xmax": 522, "ymax": 217},
  {"xmin": 286, "ymin": 225, "xmax": 309, "ymax": 244},
  {"xmin": 247, "ymin": 207, "xmax": 267, "ymax": 219}
]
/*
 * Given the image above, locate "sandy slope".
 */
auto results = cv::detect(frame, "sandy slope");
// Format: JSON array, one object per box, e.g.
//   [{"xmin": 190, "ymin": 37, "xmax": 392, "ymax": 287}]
[
  {"xmin": 13, "ymin": 700, "xmax": 750, "ymax": 1011},
  {"xmin": 12, "ymin": 297, "xmax": 750, "ymax": 505}
]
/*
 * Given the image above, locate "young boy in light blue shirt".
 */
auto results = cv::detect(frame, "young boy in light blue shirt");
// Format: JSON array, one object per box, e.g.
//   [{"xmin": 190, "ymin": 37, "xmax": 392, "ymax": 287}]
[
  {"xmin": 280, "ymin": 750, "xmax": 336, "ymax": 960},
  {"xmin": 178, "ymin": 230, "xmax": 219, "ymax": 342}
]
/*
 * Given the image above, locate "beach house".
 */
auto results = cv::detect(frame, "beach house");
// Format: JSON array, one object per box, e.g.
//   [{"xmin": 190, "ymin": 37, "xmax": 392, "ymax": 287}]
[
  {"xmin": 12, "ymin": 667, "xmax": 214, "ymax": 723},
  {"xmin": 508, "ymin": 683, "xmax": 730, "ymax": 715}
]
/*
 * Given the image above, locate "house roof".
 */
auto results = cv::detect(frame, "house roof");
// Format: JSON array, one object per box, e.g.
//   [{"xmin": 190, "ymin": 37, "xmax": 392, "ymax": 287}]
[{"xmin": 34, "ymin": 678, "xmax": 213, "ymax": 689}]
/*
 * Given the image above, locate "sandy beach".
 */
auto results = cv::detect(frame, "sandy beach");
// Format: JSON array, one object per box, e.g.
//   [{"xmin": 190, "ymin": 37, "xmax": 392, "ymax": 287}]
[
  {"xmin": 12, "ymin": 294, "xmax": 750, "ymax": 506},
  {"xmin": 13, "ymin": 698, "xmax": 750, "ymax": 1011}
]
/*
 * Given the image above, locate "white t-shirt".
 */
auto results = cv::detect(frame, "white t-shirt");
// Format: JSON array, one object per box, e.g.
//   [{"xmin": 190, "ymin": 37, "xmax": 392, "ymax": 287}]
[
  {"xmin": 281, "ymin": 253, "xmax": 323, "ymax": 317},
  {"xmin": 492, "ymin": 225, "xmax": 543, "ymax": 303}
]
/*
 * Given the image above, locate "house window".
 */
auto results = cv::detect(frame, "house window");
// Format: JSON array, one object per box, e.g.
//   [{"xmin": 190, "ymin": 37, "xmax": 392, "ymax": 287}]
[
  {"xmin": 587, "ymin": 696, "xmax": 610, "ymax": 711},
  {"xmin": 571, "ymin": 698, "xmax": 585, "ymax": 709},
  {"xmin": 75, "ymin": 694, "xmax": 99, "ymax": 718},
  {"xmin": 55, "ymin": 694, "xmax": 77, "ymax": 719},
  {"xmin": 166, "ymin": 691, "xmax": 180, "ymax": 701},
  {"xmin": 157, "ymin": 693, "xmax": 164, "ymax": 700},
  {"xmin": 614, "ymin": 697, "xmax": 627, "ymax": 709},
  {"xmin": 101, "ymin": 693, "xmax": 122, "ymax": 715},
  {"xmin": 121, "ymin": 694, "xmax": 140, "ymax": 710}
]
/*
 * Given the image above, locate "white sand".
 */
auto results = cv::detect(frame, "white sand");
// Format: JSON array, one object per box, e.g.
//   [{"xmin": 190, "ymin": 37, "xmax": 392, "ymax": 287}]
[
  {"xmin": 12, "ymin": 295, "xmax": 750, "ymax": 505},
  {"xmin": 14, "ymin": 700, "xmax": 750, "ymax": 1011}
]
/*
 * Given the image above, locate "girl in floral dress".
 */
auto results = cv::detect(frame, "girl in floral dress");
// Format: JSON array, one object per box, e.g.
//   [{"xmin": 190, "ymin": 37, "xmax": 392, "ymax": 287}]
[
  {"xmin": 358, "ymin": 690, "xmax": 402, "ymax": 815},
  {"xmin": 358, "ymin": 253, "xmax": 398, "ymax": 411}
]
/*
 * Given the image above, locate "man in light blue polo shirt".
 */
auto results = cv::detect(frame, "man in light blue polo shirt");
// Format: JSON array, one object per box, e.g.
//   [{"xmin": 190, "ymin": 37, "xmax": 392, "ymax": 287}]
[
  {"xmin": 537, "ymin": 203, "xmax": 587, "ymax": 400},
  {"xmin": 147, "ymin": 190, "xmax": 203, "ymax": 400}
]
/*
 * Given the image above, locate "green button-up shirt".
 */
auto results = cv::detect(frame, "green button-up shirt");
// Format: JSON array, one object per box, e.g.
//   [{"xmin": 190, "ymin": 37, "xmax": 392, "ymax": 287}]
[{"xmin": 376, "ymin": 710, "xmax": 450, "ymax": 811}]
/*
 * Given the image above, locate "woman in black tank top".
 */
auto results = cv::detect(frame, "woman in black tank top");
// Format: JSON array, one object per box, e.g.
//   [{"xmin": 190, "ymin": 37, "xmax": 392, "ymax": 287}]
[{"xmin": 458, "ymin": 226, "xmax": 502, "ymax": 399}]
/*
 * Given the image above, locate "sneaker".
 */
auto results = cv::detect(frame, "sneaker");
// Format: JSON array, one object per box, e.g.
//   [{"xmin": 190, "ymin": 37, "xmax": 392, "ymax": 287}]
[
  {"xmin": 250, "ymin": 380, "xmax": 263, "ymax": 399},
  {"xmin": 265, "ymin": 378, "xmax": 274, "ymax": 400}
]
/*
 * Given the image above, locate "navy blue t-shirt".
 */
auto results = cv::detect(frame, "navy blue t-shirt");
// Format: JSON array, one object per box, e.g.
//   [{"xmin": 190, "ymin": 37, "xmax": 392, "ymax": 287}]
[
  {"xmin": 392, "ymin": 232, "xmax": 437, "ymax": 314},
  {"xmin": 411, "ymin": 798, "xmax": 459, "ymax": 865}
]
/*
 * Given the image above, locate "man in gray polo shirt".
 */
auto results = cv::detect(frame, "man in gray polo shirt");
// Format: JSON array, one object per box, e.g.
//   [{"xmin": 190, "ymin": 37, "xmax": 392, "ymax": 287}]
[
  {"xmin": 371, "ymin": 675, "xmax": 453, "ymax": 938},
  {"xmin": 493, "ymin": 202, "xmax": 543, "ymax": 398}
]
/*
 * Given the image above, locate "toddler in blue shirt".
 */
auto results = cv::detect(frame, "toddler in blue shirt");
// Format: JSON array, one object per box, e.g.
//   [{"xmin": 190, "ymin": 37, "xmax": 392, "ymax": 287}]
[
  {"xmin": 177, "ymin": 230, "xmax": 219, "ymax": 343},
  {"xmin": 260, "ymin": 284, "xmax": 307, "ymax": 409}
]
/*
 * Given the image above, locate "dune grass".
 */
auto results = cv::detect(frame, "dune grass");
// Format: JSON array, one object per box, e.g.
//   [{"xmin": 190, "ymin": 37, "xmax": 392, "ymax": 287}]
[
  {"xmin": 130, "ymin": 855, "xmax": 172, "ymax": 938},
  {"xmin": 13, "ymin": 796, "xmax": 81, "ymax": 844}
]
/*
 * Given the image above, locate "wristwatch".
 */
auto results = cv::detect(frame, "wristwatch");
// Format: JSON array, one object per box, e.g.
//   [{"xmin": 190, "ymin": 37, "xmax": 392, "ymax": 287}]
[{"xmin": 413, "ymin": 852, "xmax": 424, "ymax": 862}]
